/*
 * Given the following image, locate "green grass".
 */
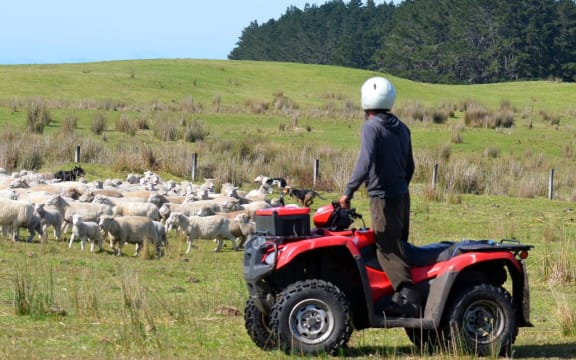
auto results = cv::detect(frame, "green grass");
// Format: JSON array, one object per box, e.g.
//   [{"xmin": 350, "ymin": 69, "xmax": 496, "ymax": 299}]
[
  {"xmin": 1, "ymin": 193, "xmax": 575, "ymax": 359},
  {"xmin": 1, "ymin": 59, "xmax": 576, "ymax": 358}
]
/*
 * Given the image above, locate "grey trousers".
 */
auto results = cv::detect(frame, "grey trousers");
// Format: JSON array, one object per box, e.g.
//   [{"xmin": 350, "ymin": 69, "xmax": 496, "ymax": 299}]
[{"xmin": 369, "ymin": 194, "xmax": 413, "ymax": 290}]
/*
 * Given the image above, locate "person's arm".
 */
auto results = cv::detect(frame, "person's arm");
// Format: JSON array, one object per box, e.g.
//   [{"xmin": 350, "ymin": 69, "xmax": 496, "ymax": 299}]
[
  {"xmin": 406, "ymin": 136, "xmax": 415, "ymax": 184},
  {"xmin": 343, "ymin": 121, "xmax": 376, "ymax": 202}
]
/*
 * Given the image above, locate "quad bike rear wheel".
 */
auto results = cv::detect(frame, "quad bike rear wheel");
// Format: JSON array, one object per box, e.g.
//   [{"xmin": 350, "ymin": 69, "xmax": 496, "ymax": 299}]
[
  {"xmin": 244, "ymin": 298, "xmax": 276, "ymax": 350},
  {"xmin": 270, "ymin": 279, "xmax": 353, "ymax": 355},
  {"xmin": 442, "ymin": 283, "xmax": 517, "ymax": 357}
]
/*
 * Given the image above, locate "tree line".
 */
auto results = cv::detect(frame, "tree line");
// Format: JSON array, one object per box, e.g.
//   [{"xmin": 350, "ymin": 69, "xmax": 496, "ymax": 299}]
[{"xmin": 228, "ymin": 0, "xmax": 576, "ymax": 84}]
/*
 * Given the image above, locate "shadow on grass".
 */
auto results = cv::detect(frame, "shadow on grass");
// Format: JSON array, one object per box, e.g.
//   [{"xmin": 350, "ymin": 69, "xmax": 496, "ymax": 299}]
[
  {"xmin": 513, "ymin": 343, "xmax": 576, "ymax": 358},
  {"xmin": 339, "ymin": 343, "xmax": 576, "ymax": 358}
]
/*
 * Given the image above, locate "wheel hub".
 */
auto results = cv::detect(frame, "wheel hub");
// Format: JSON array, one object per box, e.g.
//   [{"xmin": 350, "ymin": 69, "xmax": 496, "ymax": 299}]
[
  {"xmin": 290, "ymin": 299, "xmax": 334, "ymax": 344},
  {"xmin": 463, "ymin": 301, "xmax": 501, "ymax": 341}
]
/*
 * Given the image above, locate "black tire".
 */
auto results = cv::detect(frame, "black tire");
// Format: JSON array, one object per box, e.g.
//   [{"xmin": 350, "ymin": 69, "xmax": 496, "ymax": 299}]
[
  {"xmin": 270, "ymin": 279, "xmax": 353, "ymax": 355},
  {"xmin": 442, "ymin": 284, "xmax": 517, "ymax": 357},
  {"xmin": 244, "ymin": 298, "xmax": 276, "ymax": 350}
]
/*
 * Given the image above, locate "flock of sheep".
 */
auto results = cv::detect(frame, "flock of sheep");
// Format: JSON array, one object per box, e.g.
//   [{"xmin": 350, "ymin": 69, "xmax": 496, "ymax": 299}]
[{"xmin": 0, "ymin": 168, "xmax": 288, "ymax": 258}]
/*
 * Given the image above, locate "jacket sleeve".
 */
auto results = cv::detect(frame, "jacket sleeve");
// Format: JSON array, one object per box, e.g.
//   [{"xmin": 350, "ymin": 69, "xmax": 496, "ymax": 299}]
[
  {"xmin": 406, "ymin": 135, "xmax": 415, "ymax": 184},
  {"xmin": 344, "ymin": 122, "xmax": 375, "ymax": 199}
]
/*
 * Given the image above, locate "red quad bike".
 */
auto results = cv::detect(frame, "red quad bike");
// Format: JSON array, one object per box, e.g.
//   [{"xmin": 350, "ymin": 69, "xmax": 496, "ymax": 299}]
[{"xmin": 243, "ymin": 201, "xmax": 533, "ymax": 356}]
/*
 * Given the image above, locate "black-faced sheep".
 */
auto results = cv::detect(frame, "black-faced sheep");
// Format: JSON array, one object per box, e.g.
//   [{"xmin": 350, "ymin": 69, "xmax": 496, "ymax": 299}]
[
  {"xmin": 165, "ymin": 212, "xmax": 236, "ymax": 253},
  {"xmin": 70, "ymin": 214, "xmax": 103, "ymax": 252},
  {"xmin": 99, "ymin": 215, "xmax": 162, "ymax": 258}
]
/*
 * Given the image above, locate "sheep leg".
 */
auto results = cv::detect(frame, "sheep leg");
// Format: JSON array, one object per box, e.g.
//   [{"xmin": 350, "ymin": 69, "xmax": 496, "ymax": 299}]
[
  {"xmin": 213, "ymin": 238, "xmax": 223, "ymax": 252},
  {"xmin": 80, "ymin": 236, "xmax": 86, "ymax": 251},
  {"xmin": 133, "ymin": 242, "xmax": 142, "ymax": 256},
  {"xmin": 68, "ymin": 233, "xmax": 76, "ymax": 249},
  {"xmin": 185, "ymin": 236, "xmax": 194, "ymax": 254},
  {"xmin": 54, "ymin": 226, "xmax": 62, "ymax": 242},
  {"xmin": 229, "ymin": 235, "xmax": 238, "ymax": 251},
  {"xmin": 26, "ymin": 224, "xmax": 36, "ymax": 242}
]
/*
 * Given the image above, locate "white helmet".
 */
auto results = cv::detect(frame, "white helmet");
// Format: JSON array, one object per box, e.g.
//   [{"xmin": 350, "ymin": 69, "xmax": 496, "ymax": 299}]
[{"xmin": 361, "ymin": 76, "xmax": 396, "ymax": 110}]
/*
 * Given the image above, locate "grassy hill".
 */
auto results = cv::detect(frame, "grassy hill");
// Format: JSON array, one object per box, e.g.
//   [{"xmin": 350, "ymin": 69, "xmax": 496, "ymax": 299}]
[
  {"xmin": 1, "ymin": 60, "xmax": 576, "ymax": 359},
  {"xmin": 1, "ymin": 59, "xmax": 575, "ymax": 110}
]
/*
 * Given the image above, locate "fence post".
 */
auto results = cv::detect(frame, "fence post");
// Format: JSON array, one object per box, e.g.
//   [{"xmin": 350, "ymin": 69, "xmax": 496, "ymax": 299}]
[
  {"xmin": 548, "ymin": 168, "xmax": 554, "ymax": 200},
  {"xmin": 313, "ymin": 159, "xmax": 320, "ymax": 188},
  {"xmin": 191, "ymin": 153, "xmax": 197, "ymax": 182},
  {"xmin": 432, "ymin": 162, "xmax": 438, "ymax": 189},
  {"xmin": 75, "ymin": 146, "xmax": 81, "ymax": 163}
]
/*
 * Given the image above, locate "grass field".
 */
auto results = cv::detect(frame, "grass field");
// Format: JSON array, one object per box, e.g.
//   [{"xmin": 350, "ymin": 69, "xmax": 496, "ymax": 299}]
[{"xmin": 1, "ymin": 59, "xmax": 576, "ymax": 359}]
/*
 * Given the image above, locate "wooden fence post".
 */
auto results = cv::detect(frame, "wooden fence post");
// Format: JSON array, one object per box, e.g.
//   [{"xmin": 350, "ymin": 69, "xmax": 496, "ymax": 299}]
[
  {"xmin": 75, "ymin": 146, "xmax": 80, "ymax": 163},
  {"xmin": 313, "ymin": 159, "xmax": 320, "ymax": 188},
  {"xmin": 191, "ymin": 153, "xmax": 197, "ymax": 182},
  {"xmin": 432, "ymin": 163, "xmax": 438, "ymax": 189},
  {"xmin": 548, "ymin": 168, "xmax": 554, "ymax": 200}
]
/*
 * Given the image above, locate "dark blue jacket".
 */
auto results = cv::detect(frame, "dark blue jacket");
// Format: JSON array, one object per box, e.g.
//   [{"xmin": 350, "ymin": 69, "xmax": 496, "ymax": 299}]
[{"xmin": 344, "ymin": 112, "xmax": 414, "ymax": 199}]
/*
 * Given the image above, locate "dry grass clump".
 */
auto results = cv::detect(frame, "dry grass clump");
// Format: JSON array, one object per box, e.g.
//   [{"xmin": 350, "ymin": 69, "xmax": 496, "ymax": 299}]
[
  {"xmin": 396, "ymin": 102, "xmax": 449, "ymax": 124},
  {"xmin": 450, "ymin": 125, "xmax": 464, "ymax": 144},
  {"xmin": 444, "ymin": 159, "xmax": 485, "ymax": 194},
  {"xmin": 91, "ymin": 112, "xmax": 107, "ymax": 135},
  {"xmin": 539, "ymin": 109, "xmax": 561, "ymax": 125},
  {"xmin": 422, "ymin": 184, "xmax": 443, "ymax": 202},
  {"xmin": 115, "ymin": 115, "xmax": 138, "ymax": 136},
  {"xmin": 183, "ymin": 119, "xmax": 209, "ymax": 142},
  {"xmin": 61, "ymin": 114, "xmax": 78, "ymax": 135},
  {"xmin": 244, "ymin": 98, "xmax": 269, "ymax": 114},
  {"xmin": 272, "ymin": 91, "xmax": 299, "ymax": 112},
  {"xmin": 151, "ymin": 115, "xmax": 180, "ymax": 141},
  {"xmin": 26, "ymin": 98, "xmax": 51, "ymax": 134}
]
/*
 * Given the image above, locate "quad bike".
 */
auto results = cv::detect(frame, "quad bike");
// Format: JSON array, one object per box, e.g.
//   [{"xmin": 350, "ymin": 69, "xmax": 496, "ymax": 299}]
[{"xmin": 243, "ymin": 201, "xmax": 533, "ymax": 356}]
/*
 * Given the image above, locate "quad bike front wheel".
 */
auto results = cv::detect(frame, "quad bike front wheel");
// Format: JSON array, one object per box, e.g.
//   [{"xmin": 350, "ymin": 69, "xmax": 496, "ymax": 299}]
[
  {"xmin": 442, "ymin": 283, "xmax": 517, "ymax": 357},
  {"xmin": 244, "ymin": 298, "xmax": 276, "ymax": 350},
  {"xmin": 270, "ymin": 279, "xmax": 353, "ymax": 355}
]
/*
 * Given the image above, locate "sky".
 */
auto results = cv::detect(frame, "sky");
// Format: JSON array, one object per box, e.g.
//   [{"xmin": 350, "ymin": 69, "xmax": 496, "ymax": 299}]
[{"xmin": 0, "ymin": 0, "xmax": 395, "ymax": 65}]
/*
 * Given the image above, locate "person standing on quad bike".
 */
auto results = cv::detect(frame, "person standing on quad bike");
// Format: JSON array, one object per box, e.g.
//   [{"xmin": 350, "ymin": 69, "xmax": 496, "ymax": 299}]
[{"xmin": 339, "ymin": 76, "xmax": 420, "ymax": 317}]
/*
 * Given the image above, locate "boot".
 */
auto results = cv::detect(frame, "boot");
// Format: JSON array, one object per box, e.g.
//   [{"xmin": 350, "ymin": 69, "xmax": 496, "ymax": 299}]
[{"xmin": 384, "ymin": 283, "xmax": 423, "ymax": 318}]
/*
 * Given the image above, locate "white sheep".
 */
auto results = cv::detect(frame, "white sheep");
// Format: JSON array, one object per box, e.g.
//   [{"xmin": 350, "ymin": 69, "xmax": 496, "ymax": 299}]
[
  {"xmin": 34, "ymin": 203, "xmax": 63, "ymax": 242},
  {"xmin": 233, "ymin": 212, "xmax": 256, "ymax": 249},
  {"xmin": 240, "ymin": 200, "xmax": 272, "ymax": 218},
  {"xmin": 99, "ymin": 215, "xmax": 162, "ymax": 258},
  {"xmin": 43, "ymin": 194, "xmax": 114, "ymax": 234},
  {"xmin": 0, "ymin": 189, "xmax": 17, "ymax": 200},
  {"xmin": 153, "ymin": 220, "xmax": 168, "ymax": 254},
  {"xmin": 92, "ymin": 194, "xmax": 160, "ymax": 221},
  {"xmin": 0, "ymin": 198, "xmax": 35, "ymax": 241},
  {"xmin": 165, "ymin": 212, "xmax": 236, "ymax": 253},
  {"xmin": 244, "ymin": 184, "xmax": 273, "ymax": 202},
  {"xmin": 70, "ymin": 214, "xmax": 103, "ymax": 252},
  {"xmin": 158, "ymin": 199, "xmax": 234, "ymax": 222}
]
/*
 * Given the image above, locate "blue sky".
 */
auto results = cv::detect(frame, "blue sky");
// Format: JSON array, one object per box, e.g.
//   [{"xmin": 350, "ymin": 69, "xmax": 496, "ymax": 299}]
[{"xmin": 0, "ymin": 1, "xmax": 394, "ymax": 65}]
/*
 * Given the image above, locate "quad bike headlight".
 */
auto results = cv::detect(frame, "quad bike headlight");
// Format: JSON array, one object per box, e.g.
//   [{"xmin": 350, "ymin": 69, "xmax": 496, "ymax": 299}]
[{"xmin": 264, "ymin": 251, "xmax": 276, "ymax": 266}]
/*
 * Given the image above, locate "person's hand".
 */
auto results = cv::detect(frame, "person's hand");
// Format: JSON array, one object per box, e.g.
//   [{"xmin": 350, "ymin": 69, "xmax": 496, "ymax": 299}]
[{"xmin": 339, "ymin": 195, "xmax": 350, "ymax": 209}]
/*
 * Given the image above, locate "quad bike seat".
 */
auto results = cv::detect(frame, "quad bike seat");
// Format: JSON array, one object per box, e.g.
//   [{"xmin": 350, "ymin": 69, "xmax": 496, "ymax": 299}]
[
  {"xmin": 362, "ymin": 241, "xmax": 458, "ymax": 269},
  {"xmin": 403, "ymin": 241, "xmax": 458, "ymax": 267}
]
